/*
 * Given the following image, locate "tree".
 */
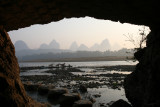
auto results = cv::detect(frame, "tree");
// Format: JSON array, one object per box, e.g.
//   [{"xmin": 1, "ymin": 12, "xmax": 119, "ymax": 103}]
[{"xmin": 124, "ymin": 26, "xmax": 150, "ymax": 61}]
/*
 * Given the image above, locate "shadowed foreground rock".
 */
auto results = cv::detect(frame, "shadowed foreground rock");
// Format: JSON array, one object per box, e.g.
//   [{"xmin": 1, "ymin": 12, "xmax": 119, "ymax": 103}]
[
  {"xmin": 38, "ymin": 84, "xmax": 55, "ymax": 95},
  {"xmin": 47, "ymin": 88, "xmax": 68, "ymax": 102},
  {"xmin": 23, "ymin": 82, "xmax": 41, "ymax": 92},
  {"xmin": 0, "ymin": 26, "xmax": 46, "ymax": 107},
  {"xmin": 73, "ymin": 100, "xmax": 93, "ymax": 107},
  {"xmin": 60, "ymin": 93, "xmax": 81, "ymax": 107},
  {"xmin": 109, "ymin": 99, "xmax": 132, "ymax": 107},
  {"xmin": 124, "ymin": 26, "xmax": 160, "ymax": 107}
]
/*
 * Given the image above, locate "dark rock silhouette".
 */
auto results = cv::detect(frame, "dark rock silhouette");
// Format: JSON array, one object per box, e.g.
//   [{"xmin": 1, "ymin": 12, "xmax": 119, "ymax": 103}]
[
  {"xmin": 59, "ymin": 93, "xmax": 81, "ymax": 107},
  {"xmin": 14, "ymin": 40, "xmax": 29, "ymax": 51},
  {"xmin": 0, "ymin": 0, "xmax": 157, "ymax": 31},
  {"xmin": 38, "ymin": 85, "xmax": 55, "ymax": 95},
  {"xmin": 124, "ymin": 26, "xmax": 160, "ymax": 107},
  {"xmin": 79, "ymin": 85, "xmax": 87, "ymax": 93},
  {"xmin": 47, "ymin": 88, "xmax": 68, "ymax": 102},
  {"xmin": 23, "ymin": 83, "xmax": 40, "ymax": 92},
  {"xmin": 110, "ymin": 99, "xmax": 132, "ymax": 107}
]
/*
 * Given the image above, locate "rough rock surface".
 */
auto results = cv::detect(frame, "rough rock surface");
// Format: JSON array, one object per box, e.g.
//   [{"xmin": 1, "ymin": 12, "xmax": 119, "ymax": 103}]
[
  {"xmin": 23, "ymin": 83, "xmax": 40, "ymax": 92},
  {"xmin": 0, "ymin": 0, "xmax": 159, "ymax": 31},
  {"xmin": 0, "ymin": 26, "xmax": 46, "ymax": 107},
  {"xmin": 47, "ymin": 88, "xmax": 68, "ymax": 101},
  {"xmin": 60, "ymin": 93, "xmax": 81, "ymax": 107},
  {"xmin": 109, "ymin": 99, "xmax": 132, "ymax": 107},
  {"xmin": 73, "ymin": 100, "xmax": 93, "ymax": 107},
  {"xmin": 124, "ymin": 26, "xmax": 160, "ymax": 107},
  {"xmin": 38, "ymin": 84, "xmax": 55, "ymax": 95}
]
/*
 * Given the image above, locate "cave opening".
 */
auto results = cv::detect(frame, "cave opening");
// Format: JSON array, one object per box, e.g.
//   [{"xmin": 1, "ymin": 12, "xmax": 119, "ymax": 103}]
[
  {"xmin": 7, "ymin": 17, "xmax": 150, "ymax": 107},
  {"xmin": 1, "ymin": 0, "xmax": 160, "ymax": 106}
]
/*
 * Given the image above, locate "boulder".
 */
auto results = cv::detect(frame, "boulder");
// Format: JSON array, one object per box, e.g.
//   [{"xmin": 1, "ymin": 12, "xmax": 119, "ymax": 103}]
[
  {"xmin": 79, "ymin": 85, "xmax": 87, "ymax": 93},
  {"xmin": 109, "ymin": 99, "xmax": 132, "ymax": 107},
  {"xmin": 47, "ymin": 88, "xmax": 68, "ymax": 101},
  {"xmin": 73, "ymin": 100, "xmax": 93, "ymax": 107},
  {"xmin": 23, "ymin": 83, "xmax": 40, "ymax": 92},
  {"xmin": 60, "ymin": 93, "xmax": 81, "ymax": 107},
  {"xmin": 38, "ymin": 84, "xmax": 55, "ymax": 95}
]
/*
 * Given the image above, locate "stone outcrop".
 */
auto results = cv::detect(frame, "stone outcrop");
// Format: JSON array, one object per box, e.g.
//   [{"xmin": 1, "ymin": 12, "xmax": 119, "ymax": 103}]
[
  {"xmin": 109, "ymin": 99, "xmax": 132, "ymax": 107},
  {"xmin": 73, "ymin": 100, "xmax": 93, "ymax": 107},
  {"xmin": 23, "ymin": 83, "xmax": 41, "ymax": 92},
  {"xmin": 60, "ymin": 93, "xmax": 81, "ymax": 107},
  {"xmin": 47, "ymin": 88, "xmax": 68, "ymax": 102},
  {"xmin": 124, "ymin": 26, "xmax": 160, "ymax": 107},
  {"xmin": 79, "ymin": 85, "xmax": 87, "ymax": 93},
  {"xmin": 38, "ymin": 84, "xmax": 55, "ymax": 95},
  {"xmin": 0, "ymin": 26, "xmax": 46, "ymax": 107}
]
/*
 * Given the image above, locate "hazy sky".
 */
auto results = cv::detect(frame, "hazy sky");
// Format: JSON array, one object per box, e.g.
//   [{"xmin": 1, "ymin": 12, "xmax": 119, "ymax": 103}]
[{"xmin": 9, "ymin": 17, "xmax": 149, "ymax": 50}]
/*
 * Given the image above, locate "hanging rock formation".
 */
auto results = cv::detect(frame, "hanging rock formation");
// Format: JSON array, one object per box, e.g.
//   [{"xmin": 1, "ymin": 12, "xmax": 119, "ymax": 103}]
[
  {"xmin": 0, "ymin": 0, "xmax": 160, "ymax": 107},
  {"xmin": 0, "ymin": 0, "xmax": 160, "ymax": 31}
]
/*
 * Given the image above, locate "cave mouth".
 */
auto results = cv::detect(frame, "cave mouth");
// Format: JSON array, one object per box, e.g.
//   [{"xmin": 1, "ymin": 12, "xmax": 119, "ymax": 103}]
[
  {"xmin": 1, "ymin": 0, "xmax": 160, "ymax": 106},
  {"xmin": 8, "ymin": 17, "xmax": 150, "ymax": 106}
]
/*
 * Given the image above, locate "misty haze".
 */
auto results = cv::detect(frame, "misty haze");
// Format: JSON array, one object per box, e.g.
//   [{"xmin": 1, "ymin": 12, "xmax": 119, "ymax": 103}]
[{"xmin": 14, "ymin": 38, "xmax": 134, "ymax": 62}]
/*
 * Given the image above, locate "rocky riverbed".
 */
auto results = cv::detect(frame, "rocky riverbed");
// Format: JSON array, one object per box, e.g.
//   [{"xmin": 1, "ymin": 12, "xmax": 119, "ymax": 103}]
[{"xmin": 20, "ymin": 65, "xmax": 135, "ymax": 107}]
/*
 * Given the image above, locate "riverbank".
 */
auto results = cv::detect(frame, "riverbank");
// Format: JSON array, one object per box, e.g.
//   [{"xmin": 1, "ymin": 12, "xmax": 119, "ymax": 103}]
[
  {"xmin": 18, "ymin": 56, "xmax": 133, "ymax": 62},
  {"xmin": 20, "ymin": 65, "xmax": 135, "ymax": 107}
]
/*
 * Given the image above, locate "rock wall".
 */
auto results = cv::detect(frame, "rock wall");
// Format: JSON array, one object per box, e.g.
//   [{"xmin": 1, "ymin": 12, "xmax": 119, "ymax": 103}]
[
  {"xmin": 124, "ymin": 25, "xmax": 160, "ymax": 107},
  {"xmin": 0, "ymin": 26, "xmax": 45, "ymax": 107}
]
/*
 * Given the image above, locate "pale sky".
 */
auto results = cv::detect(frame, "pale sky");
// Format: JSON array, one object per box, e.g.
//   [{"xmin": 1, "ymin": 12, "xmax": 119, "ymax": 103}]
[{"xmin": 8, "ymin": 17, "xmax": 149, "ymax": 50}]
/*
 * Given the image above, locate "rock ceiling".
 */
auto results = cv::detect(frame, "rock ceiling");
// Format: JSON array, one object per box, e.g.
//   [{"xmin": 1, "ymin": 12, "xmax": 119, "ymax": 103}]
[{"xmin": 0, "ymin": 0, "xmax": 159, "ymax": 31}]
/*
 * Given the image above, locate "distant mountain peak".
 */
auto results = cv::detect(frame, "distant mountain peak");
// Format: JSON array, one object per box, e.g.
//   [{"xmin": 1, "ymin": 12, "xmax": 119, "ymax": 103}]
[
  {"xmin": 49, "ymin": 39, "xmax": 60, "ymax": 49},
  {"xmin": 39, "ymin": 39, "xmax": 60, "ymax": 49},
  {"xmin": 69, "ymin": 41, "xmax": 78, "ymax": 51},
  {"xmin": 14, "ymin": 40, "xmax": 29, "ymax": 51},
  {"xmin": 89, "ymin": 38, "xmax": 111, "ymax": 51},
  {"xmin": 90, "ymin": 43, "xmax": 99, "ymax": 51},
  {"xmin": 78, "ymin": 44, "xmax": 89, "ymax": 51},
  {"xmin": 100, "ymin": 38, "xmax": 111, "ymax": 51},
  {"xmin": 39, "ymin": 43, "xmax": 48, "ymax": 49}
]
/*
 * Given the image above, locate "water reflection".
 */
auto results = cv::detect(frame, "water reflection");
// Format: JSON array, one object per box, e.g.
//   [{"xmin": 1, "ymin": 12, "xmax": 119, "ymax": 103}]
[{"xmin": 20, "ymin": 61, "xmax": 135, "ymax": 107}]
